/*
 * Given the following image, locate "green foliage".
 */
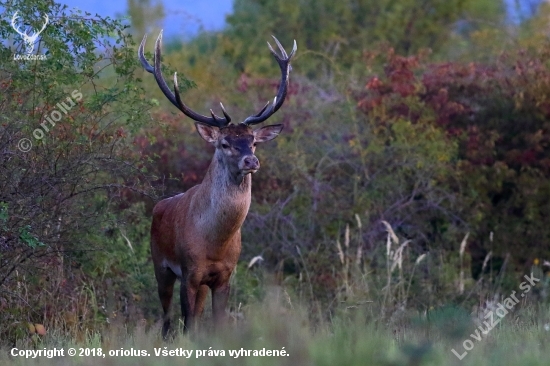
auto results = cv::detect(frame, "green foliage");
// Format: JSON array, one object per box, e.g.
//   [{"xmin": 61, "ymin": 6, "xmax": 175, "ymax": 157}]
[
  {"xmin": 356, "ymin": 46, "xmax": 550, "ymax": 268},
  {"xmin": 225, "ymin": 0, "xmax": 505, "ymax": 76},
  {"xmin": 230, "ymin": 262, "xmax": 266, "ymax": 308},
  {"xmin": 18, "ymin": 225, "xmax": 44, "ymax": 249},
  {"xmin": 0, "ymin": 0, "xmax": 155, "ymax": 343},
  {"xmin": 0, "ymin": 202, "xmax": 7, "ymax": 226},
  {"xmin": 127, "ymin": 0, "xmax": 164, "ymax": 39}
]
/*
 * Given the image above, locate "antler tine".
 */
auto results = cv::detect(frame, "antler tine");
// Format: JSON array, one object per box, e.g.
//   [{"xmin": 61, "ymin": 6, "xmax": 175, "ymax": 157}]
[
  {"xmin": 219, "ymin": 103, "xmax": 232, "ymax": 121},
  {"xmin": 138, "ymin": 34, "xmax": 154, "ymax": 73},
  {"xmin": 271, "ymin": 35, "xmax": 288, "ymax": 59},
  {"xmin": 173, "ymin": 73, "xmax": 231, "ymax": 126},
  {"xmin": 253, "ymin": 101, "xmax": 270, "ymax": 118},
  {"xmin": 139, "ymin": 31, "xmax": 231, "ymax": 128},
  {"xmin": 150, "ymin": 31, "xmax": 181, "ymax": 110},
  {"xmin": 242, "ymin": 36, "xmax": 297, "ymax": 126},
  {"xmin": 289, "ymin": 39, "xmax": 298, "ymax": 58}
]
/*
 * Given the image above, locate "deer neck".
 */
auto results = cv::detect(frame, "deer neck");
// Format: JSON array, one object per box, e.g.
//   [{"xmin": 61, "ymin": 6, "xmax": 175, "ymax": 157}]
[{"xmin": 196, "ymin": 151, "xmax": 252, "ymax": 244}]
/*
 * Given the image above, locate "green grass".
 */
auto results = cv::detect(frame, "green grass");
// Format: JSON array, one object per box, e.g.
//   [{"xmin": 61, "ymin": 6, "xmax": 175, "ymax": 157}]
[{"xmin": 2, "ymin": 288, "xmax": 549, "ymax": 366}]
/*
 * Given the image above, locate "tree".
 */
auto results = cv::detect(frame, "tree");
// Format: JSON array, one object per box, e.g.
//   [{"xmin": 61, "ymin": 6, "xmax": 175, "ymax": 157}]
[
  {"xmin": 0, "ymin": 0, "xmax": 153, "ymax": 340},
  {"xmin": 224, "ymin": 0, "xmax": 505, "ymax": 76}
]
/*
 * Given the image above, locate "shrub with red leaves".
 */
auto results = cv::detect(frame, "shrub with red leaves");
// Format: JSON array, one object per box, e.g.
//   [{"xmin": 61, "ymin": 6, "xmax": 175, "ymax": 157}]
[{"xmin": 355, "ymin": 47, "xmax": 550, "ymax": 274}]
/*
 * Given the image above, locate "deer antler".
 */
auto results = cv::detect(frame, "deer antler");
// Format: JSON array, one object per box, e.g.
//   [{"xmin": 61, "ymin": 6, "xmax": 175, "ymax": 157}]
[
  {"xmin": 139, "ymin": 31, "xmax": 232, "ymax": 128},
  {"xmin": 11, "ymin": 12, "xmax": 27, "ymax": 38},
  {"xmin": 242, "ymin": 36, "xmax": 297, "ymax": 126},
  {"xmin": 139, "ymin": 32, "xmax": 297, "ymax": 128}
]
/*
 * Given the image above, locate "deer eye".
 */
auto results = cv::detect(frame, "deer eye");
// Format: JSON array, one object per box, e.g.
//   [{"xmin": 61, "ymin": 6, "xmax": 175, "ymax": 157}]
[{"xmin": 221, "ymin": 142, "xmax": 230, "ymax": 149}]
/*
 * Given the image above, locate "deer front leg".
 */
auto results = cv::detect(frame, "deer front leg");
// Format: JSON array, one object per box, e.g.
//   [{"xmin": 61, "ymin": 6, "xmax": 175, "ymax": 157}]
[
  {"xmin": 180, "ymin": 279, "xmax": 198, "ymax": 332},
  {"xmin": 154, "ymin": 266, "xmax": 177, "ymax": 340},
  {"xmin": 194, "ymin": 285, "xmax": 209, "ymax": 318},
  {"xmin": 212, "ymin": 283, "xmax": 230, "ymax": 327}
]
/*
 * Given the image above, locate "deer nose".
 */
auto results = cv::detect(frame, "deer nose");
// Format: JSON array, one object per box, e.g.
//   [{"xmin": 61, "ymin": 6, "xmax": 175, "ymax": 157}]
[{"xmin": 240, "ymin": 155, "xmax": 260, "ymax": 172}]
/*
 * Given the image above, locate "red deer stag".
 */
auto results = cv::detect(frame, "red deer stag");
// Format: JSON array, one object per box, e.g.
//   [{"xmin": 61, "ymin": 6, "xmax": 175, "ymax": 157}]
[{"xmin": 139, "ymin": 31, "xmax": 296, "ymax": 337}]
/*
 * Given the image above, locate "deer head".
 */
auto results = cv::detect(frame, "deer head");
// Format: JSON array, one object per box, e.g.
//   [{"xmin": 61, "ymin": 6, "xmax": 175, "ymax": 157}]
[
  {"xmin": 11, "ymin": 11, "xmax": 49, "ymax": 55},
  {"xmin": 195, "ymin": 123, "xmax": 283, "ymax": 184}
]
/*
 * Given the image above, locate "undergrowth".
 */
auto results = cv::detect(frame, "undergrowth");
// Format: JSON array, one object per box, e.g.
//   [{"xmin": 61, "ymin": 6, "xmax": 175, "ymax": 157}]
[{"xmin": 1, "ymin": 288, "xmax": 549, "ymax": 366}]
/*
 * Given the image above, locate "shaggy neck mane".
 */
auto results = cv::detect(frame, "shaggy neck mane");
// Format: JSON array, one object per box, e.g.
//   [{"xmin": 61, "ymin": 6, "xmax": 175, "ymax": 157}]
[{"xmin": 196, "ymin": 150, "xmax": 252, "ymax": 245}]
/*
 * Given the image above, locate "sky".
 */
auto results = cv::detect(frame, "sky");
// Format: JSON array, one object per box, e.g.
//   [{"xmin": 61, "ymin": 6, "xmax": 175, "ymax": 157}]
[
  {"xmin": 58, "ymin": 0, "xmax": 234, "ymax": 39},
  {"xmin": 505, "ymin": 0, "xmax": 543, "ymax": 23}
]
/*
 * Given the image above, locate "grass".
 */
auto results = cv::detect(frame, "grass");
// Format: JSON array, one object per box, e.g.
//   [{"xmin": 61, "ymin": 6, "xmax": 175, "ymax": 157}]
[
  {"xmin": 1, "ymin": 287, "xmax": 550, "ymax": 366},
  {"xmin": 3, "ymin": 223, "xmax": 549, "ymax": 365}
]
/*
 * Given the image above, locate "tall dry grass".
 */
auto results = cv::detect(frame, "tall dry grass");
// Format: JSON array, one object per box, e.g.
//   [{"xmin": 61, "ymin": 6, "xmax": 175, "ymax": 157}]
[{"xmin": 1, "ymin": 288, "xmax": 549, "ymax": 366}]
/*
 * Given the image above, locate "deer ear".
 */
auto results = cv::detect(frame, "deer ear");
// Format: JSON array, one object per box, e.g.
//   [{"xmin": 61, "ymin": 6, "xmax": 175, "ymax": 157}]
[
  {"xmin": 253, "ymin": 124, "xmax": 283, "ymax": 143},
  {"xmin": 195, "ymin": 122, "xmax": 219, "ymax": 143}
]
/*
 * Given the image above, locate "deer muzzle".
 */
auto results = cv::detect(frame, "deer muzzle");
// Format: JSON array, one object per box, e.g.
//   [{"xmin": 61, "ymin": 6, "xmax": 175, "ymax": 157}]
[{"xmin": 239, "ymin": 155, "xmax": 260, "ymax": 174}]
